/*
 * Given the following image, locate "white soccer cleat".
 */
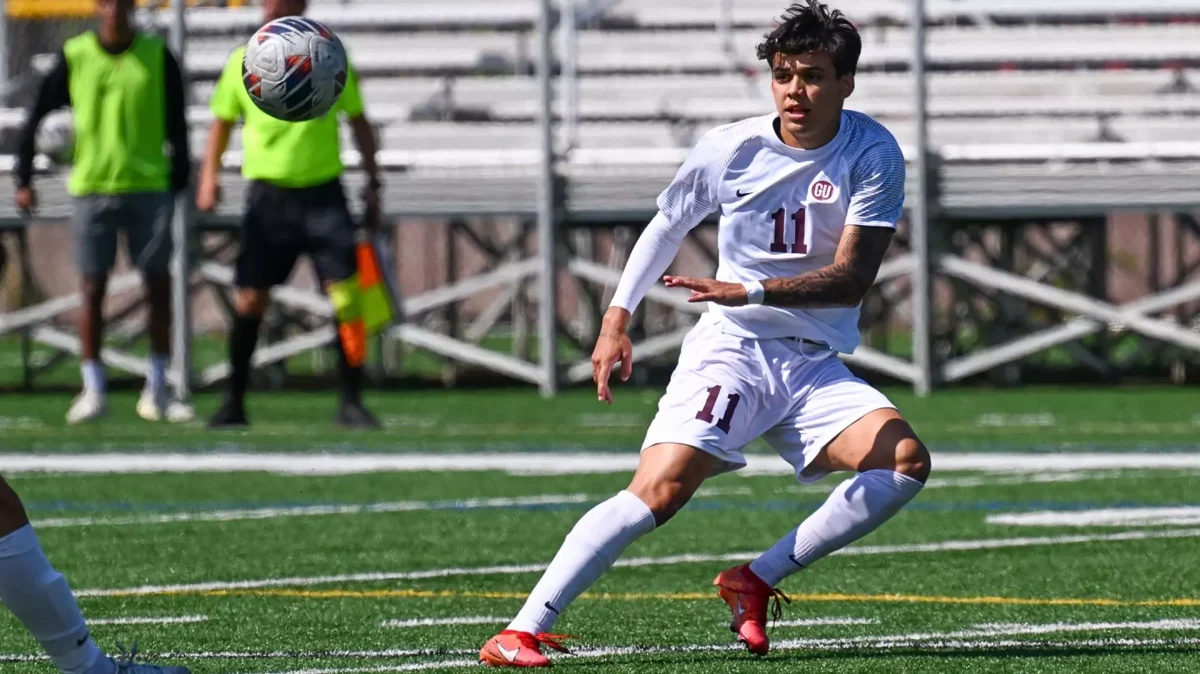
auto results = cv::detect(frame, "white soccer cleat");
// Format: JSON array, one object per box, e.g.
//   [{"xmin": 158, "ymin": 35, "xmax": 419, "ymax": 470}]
[
  {"xmin": 66, "ymin": 390, "xmax": 108, "ymax": 424},
  {"xmin": 136, "ymin": 389, "xmax": 195, "ymax": 423}
]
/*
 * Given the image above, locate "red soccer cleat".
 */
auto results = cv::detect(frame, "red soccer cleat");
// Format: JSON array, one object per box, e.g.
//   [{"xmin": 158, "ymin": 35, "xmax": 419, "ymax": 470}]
[
  {"xmin": 479, "ymin": 630, "xmax": 572, "ymax": 668},
  {"xmin": 713, "ymin": 564, "xmax": 790, "ymax": 656}
]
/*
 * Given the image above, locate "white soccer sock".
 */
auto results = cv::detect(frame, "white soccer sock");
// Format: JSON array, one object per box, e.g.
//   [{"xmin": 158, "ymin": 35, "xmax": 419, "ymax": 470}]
[
  {"xmin": 508, "ymin": 490, "xmax": 656, "ymax": 634},
  {"xmin": 0, "ymin": 525, "xmax": 104, "ymax": 674},
  {"xmin": 147, "ymin": 354, "xmax": 169, "ymax": 395},
  {"xmin": 749, "ymin": 470, "xmax": 924, "ymax": 587},
  {"xmin": 80, "ymin": 361, "xmax": 105, "ymax": 395}
]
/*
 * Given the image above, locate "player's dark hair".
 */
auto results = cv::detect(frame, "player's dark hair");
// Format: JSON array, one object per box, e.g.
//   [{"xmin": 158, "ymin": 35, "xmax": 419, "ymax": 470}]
[{"xmin": 756, "ymin": 1, "xmax": 862, "ymax": 77}]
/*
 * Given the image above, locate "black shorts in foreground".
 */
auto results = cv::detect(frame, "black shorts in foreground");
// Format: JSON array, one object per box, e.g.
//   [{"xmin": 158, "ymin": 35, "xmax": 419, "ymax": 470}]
[{"xmin": 235, "ymin": 179, "xmax": 357, "ymax": 289}]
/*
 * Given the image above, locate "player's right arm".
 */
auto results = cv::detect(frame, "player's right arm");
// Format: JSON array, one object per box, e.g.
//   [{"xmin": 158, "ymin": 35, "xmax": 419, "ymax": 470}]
[
  {"xmin": 197, "ymin": 51, "xmax": 244, "ymax": 212},
  {"xmin": 15, "ymin": 50, "xmax": 70, "ymax": 213},
  {"xmin": 592, "ymin": 130, "xmax": 726, "ymax": 402}
]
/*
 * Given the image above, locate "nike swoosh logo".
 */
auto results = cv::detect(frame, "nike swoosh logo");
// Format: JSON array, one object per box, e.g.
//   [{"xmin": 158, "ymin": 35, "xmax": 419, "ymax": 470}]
[
  {"xmin": 76, "ymin": 632, "xmax": 90, "ymax": 648},
  {"xmin": 498, "ymin": 643, "xmax": 520, "ymax": 662},
  {"xmin": 736, "ymin": 596, "xmax": 745, "ymax": 615},
  {"xmin": 736, "ymin": 189, "xmax": 753, "ymax": 197}
]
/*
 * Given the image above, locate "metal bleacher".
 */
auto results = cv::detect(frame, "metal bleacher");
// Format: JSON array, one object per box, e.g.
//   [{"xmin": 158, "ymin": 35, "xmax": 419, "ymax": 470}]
[
  {"xmin": 9, "ymin": 0, "xmax": 1200, "ymax": 221},
  {"xmin": 4, "ymin": 0, "xmax": 1200, "ymax": 393}
]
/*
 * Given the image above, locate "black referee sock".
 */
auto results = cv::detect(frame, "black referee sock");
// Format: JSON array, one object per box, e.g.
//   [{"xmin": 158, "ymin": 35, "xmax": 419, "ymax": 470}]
[
  {"xmin": 228, "ymin": 314, "xmax": 262, "ymax": 405},
  {"xmin": 337, "ymin": 343, "xmax": 364, "ymax": 405}
]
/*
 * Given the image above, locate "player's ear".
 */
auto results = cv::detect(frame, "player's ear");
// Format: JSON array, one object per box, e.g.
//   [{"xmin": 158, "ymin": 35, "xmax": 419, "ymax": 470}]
[{"xmin": 840, "ymin": 73, "xmax": 855, "ymax": 99}]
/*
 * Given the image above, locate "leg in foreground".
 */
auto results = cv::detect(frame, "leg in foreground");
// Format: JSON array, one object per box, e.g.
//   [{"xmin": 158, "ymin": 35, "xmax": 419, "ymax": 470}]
[
  {"xmin": 0, "ymin": 478, "xmax": 190, "ymax": 674},
  {"xmin": 716, "ymin": 409, "xmax": 930, "ymax": 655},
  {"xmin": 480, "ymin": 444, "xmax": 719, "ymax": 667}
]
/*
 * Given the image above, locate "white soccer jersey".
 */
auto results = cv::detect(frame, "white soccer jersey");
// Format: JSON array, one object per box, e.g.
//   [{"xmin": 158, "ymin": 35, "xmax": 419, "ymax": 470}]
[{"xmin": 612, "ymin": 110, "xmax": 906, "ymax": 353}]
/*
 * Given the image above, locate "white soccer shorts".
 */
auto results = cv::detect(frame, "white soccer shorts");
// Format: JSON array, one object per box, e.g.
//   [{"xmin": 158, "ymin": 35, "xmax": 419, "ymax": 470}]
[{"xmin": 641, "ymin": 313, "xmax": 896, "ymax": 483}]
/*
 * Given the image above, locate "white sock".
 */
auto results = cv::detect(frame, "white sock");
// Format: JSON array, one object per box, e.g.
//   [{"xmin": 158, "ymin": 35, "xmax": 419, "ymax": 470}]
[
  {"xmin": 749, "ymin": 470, "xmax": 924, "ymax": 587},
  {"xmin": 0, "ymin": 525, "xmax": 104, "ymax": 674},
  {"xmin": 508, "ymin": 490, "xmax": 656, "ymax": 634},
  {"xmin": 80, "ymin": 361, "xmax": 105, "ymax": 395},
  {"xmin": 147, "ymin": 354, "xmax": 169, "ymax": 395}
]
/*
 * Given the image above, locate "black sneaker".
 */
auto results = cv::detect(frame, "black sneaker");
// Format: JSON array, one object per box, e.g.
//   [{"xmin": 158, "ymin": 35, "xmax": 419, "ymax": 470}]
[
  {"xmin": 207, "ymin": 401, "xmax": 249, "ymax": 429},
  {"xmin": 336, "ymin": 400, "xmax": 381, "ymax": 429}
]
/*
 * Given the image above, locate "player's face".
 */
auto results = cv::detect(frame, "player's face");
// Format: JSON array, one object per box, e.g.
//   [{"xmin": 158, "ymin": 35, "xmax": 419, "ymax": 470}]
[
  {"xmin": 264, "ymin": 0, "xmax": 307, "ymax": 21},
  {"xmin": 95, "ymin": 0, "xmax": 133, "ymax": 28},
  {"xmin": 770, "ymin": 51, "xmax": 854, "ymax": 149}
]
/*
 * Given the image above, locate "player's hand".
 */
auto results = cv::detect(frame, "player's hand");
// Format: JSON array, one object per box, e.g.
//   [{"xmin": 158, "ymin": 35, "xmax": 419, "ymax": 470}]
[
  {"xmin": 195, "ymin": 176, "xmax": 220, "ymax": 212},
  {"xmin": 362, "ymin": 184, "xmax": 382, "ymax": 231},
  {"xmin": 664, "ymin": 276, "xmax": 748, "ymax": 306},
  {"xmin": 15, "ymin": 187, "xmax": 36, "ymax": 214},
  {"xmin": 592, "ymin": 308, "xmax": 633, "ymax": 404}
]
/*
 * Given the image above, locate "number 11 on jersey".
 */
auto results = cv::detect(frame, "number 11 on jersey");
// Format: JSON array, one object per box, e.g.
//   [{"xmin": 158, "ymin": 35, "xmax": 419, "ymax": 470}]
[{"xmin": 770, "ymin": 208, "xmax": 808, "ymax": 254}]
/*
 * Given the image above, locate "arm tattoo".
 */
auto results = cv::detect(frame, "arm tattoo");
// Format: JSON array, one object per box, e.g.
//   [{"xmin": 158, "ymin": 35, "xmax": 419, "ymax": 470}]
[{"xmin": 762, "ymin": 226, "xmax": 894, "ymax": 308}]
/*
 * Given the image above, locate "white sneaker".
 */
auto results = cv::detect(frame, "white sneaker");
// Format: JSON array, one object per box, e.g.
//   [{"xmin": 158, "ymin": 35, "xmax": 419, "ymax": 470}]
[
  {"xmin": 66, "ymin": 390, "xmax": 108, "ymax": 424},
  {"xmin": 136, "ymin": 389, "xmax": 195, "ymax": 423}
]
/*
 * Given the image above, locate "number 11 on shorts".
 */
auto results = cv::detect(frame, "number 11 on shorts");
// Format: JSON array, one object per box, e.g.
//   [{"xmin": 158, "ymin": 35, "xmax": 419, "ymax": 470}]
[{"xmin": 696, "ymin": 385, "xmax": 741, "ymax": 434}]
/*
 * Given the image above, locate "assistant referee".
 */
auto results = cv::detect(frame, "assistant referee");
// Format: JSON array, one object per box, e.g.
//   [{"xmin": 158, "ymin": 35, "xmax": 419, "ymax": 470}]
[{"xmin": 197, "ymin": 0, "xmax": 382, "ymax": 429}]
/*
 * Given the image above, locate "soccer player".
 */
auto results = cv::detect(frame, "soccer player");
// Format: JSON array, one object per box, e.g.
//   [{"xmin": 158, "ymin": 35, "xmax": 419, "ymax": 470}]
[
  {"xmin": 15, "ymin": 0, "xmax": 192, "ymax": 424},
  {"xmin": 197, "ymin": 0, "xmax": 383, "ymax": 429},
  {"xmin": 480, "ymin": 2, "xmax": 930, "ymax": 666},
  {"xmin": 0, "ymin": 477, "xmax": 189, "ymax": 674}
]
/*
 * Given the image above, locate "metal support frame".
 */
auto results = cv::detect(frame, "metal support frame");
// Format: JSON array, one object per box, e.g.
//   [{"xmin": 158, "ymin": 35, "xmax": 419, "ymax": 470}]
[
  {"xmin": 536, "ymin": 0, "xmax": 559, "ymax": 396},
  {"xmin": 169, "ymin": 0, "xmax": 193, "ymax": 401},
  {"xmin": 910, "ymin": 0, "xmax": 934, "ymax": 395}
]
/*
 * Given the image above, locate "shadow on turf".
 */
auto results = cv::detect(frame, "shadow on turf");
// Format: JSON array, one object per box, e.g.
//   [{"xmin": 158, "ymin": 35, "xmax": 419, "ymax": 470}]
[{"xmin": 559, "ymin": 642, "xmax": 1200, "ymax": 670}]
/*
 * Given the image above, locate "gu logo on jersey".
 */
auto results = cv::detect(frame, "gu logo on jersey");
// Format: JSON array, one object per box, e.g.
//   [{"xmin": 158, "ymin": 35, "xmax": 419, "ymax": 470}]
[{"xmin": 810, "ymin": 179, "xmax": 837, "ymax": 202}]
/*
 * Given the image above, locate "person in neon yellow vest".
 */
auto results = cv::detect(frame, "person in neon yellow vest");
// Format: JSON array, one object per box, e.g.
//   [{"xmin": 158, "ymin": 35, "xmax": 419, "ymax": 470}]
[
  {"xmin": 16, "ymin": 0, "xmax": 192, "ymax": 425},
  {"xmin": 197, "ymin": 0, "xmax": 383, "ymax": 430}
]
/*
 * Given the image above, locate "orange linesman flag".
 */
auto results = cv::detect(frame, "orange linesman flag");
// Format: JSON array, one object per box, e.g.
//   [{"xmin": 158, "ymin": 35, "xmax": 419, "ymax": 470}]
[{"xmin": 328, "ymin": 233, "xmax": 399, "ymax": 368}]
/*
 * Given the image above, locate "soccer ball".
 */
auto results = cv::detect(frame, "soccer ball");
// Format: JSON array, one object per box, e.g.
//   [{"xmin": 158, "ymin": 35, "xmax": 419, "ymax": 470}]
[{"xmin": 243, "ymin": 17, "xmax": 348, "ymax": 122}]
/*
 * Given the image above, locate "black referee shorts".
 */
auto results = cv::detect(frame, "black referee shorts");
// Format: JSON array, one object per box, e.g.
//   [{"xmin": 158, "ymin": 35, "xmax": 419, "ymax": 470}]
[{"xmin": 235, "ymin": 179, "xmax": 358, "ymax": 289}]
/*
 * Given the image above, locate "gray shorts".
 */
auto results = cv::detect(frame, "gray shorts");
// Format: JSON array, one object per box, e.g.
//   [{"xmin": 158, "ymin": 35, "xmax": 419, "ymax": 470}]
[{"xmin": 72, "ymin": 192, "xmax": 174, "ymax": 276}]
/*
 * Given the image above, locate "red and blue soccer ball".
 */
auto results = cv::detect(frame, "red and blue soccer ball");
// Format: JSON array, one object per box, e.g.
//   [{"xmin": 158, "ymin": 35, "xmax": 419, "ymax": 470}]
[{"xmin": 242, "ymin": 17, "xmax": 348, "ymax": 122}]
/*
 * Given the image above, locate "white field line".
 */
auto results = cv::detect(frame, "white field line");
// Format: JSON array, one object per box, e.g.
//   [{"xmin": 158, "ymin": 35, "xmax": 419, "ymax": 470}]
[
  {"xmin": 988, "ymin": 507, "xmax": 1200, "ymax": 528},
  {"xmin": 75, "ymin": 527, "xmax": 1200, "ymax": 598},
  {"xmin": 774, "ymin": 617, "xmax": 878, "ymax": 627},
  {"xmin": 258, "ymin": 663, "xmax": 477, "ymax": 674},
  {"xmin": 251, "ymin": 633, "xmax": 1200, "ymax": 674},
  {"xmin": 780, "ymin": 469, "xmax": 1200, "ymax": 494},
  {"xmin": 960, "ymin": 619, "xmax": 1200, "ymax": 637},
  {"xmin": 4, "ymin": 452, "xmax": 1200, "ymax": 476},
  {"xmin": 87, "ymin": 615, "xmax": 207, "ymax": 626},
  {"xmin": 32, "ymin": 494, "xmax": 594, "ymax": 529},
  {"xmin": 380, "ymin": 616, "xmax": 506, "ymax": 628},
  {"xmin": 33, "ymin": 489, "xmax": 761, "ymax": 530},
  {"xmin": 28, "ymin": 472, "xmax": 1189, "ymax": 531},
  {"xmin": 6, "ymin": 623, "xmax": 1200, "ymax": 668},
  {"xmin": 0, "ymin": 649, "xmax": 476, "ymax": 664}
]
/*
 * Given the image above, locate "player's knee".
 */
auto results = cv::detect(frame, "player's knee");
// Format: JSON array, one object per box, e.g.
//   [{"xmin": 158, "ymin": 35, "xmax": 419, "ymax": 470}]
[
  {"xmin": 895, "ymin": 437, "xmax": 931, "ymax": 483},
  {"xmin": 235, "ymin": 288, "xmax": 271, "ymax": 316},
  {"xmin": 627, "ymin": 480, "xmax": 690, "ymax": 526},
  {"xmin": 0, "ymin": 479, "xmax": 29, "ymax": 523},
  {"xmin": 80, "ymin": 276, "xmax": 106, "ymax": 305}
]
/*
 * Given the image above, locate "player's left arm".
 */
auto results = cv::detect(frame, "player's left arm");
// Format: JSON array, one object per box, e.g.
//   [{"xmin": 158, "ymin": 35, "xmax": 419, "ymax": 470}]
[
  {"xmin": 341, "ymin": 64, "xmax": 382, "ymax": 229},
  {"xmin": 666, "ymin": 139, "xmax": 904, "ymax": 307}
]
